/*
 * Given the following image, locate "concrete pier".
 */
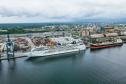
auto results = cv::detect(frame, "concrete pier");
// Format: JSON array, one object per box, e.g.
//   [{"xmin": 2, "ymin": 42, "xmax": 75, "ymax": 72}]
[{"xmin": 0, "ymin": 52, "xmax": 27, "ymax": 61}]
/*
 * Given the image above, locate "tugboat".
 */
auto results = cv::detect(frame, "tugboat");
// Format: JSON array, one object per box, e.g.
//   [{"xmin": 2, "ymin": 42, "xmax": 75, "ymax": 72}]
[{"xmin": 90, "ymin": 33, "xmax": 123, "ymax": 49}]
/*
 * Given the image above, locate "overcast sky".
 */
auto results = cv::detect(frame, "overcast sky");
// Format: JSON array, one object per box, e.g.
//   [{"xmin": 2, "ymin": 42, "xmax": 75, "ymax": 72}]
[{"xmin": 0, "ymin": 0, "xmax": 126, "ymax": 23}]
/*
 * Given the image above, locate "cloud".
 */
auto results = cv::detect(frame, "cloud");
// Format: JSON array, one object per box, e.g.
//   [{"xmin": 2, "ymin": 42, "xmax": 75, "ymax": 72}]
[{"xmin": 0, "ymin": 0, "xmax": 126, "ymax": 23}]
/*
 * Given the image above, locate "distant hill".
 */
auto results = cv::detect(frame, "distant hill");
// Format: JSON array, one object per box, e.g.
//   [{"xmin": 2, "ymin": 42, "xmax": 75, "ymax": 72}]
[{"xmin": 0, "ymin": 19, "xmax": 126, "ymax": 29}]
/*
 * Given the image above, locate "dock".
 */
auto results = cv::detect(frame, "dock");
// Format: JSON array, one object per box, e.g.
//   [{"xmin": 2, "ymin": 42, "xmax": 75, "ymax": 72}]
[{"xmin": 0, "ymin": 52, "xmax": 27, "ymax": 61}]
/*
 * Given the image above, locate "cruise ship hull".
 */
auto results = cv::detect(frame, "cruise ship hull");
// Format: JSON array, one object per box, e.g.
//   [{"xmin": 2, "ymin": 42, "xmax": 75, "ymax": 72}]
[
  {"xmin": 25, "ymin": 45, "xmax": 86, "ymax": 58},
  {"xmin": 29, "ymin": 49, "xmax": 79, "ymax": 58}
]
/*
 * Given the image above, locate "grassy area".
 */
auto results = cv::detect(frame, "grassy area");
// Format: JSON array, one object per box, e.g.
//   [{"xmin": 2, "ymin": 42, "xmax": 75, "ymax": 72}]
[{"xmin": 0, "ymin": 28, "xmax": 52, "ymax": 35}]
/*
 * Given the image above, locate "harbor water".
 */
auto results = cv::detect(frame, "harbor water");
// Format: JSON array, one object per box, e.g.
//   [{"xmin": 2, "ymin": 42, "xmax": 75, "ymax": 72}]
[{"xmin": 1, "ymin": 44, "xmax": 126, "ymax": 84}]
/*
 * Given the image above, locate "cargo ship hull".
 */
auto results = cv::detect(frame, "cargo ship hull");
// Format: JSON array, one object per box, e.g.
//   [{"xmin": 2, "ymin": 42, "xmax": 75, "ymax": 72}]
[{"xmin": 91, "ymin": 43, "xmax": 123, "ymax": 49}]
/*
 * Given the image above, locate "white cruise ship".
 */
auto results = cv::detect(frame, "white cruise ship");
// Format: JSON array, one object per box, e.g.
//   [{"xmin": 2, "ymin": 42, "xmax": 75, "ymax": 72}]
[{"xmin": 25, "ymin": 37, "xmax": 86, "ymax": 58}]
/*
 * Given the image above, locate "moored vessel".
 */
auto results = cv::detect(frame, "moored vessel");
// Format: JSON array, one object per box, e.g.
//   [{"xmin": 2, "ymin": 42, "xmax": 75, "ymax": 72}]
[
  {"xmin": 25, "ymin": 37, "xmax": 86, "ymax": 58},
  {"xmin": 90, "ymin": 33, "xmax": 123, "ymax": 49}
]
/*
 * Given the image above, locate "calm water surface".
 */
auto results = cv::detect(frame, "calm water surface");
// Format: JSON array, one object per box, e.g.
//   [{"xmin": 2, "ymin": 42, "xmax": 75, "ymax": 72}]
[{"xmin": 1, "ymin": 44, "xmax": 126, "ymax": 84}]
